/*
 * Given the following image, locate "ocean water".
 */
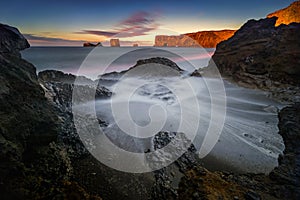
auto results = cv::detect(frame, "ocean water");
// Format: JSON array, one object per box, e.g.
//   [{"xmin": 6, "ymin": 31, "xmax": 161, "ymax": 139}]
[
  {"xmin": 22, "ymin": 47, "xmax": 284, "ymax": 173},
  {"xmin": 22, "ymin": 47, "xmax": 215, "ymax": 79}
]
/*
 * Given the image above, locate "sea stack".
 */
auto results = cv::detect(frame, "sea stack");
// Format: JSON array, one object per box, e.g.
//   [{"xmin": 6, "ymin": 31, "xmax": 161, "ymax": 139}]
[
  {"xmin": 110, "ymin": 39, "xmax": 120, "ymax": 47},
  {"xmin": 83, "ymin": 42, "xmax": 102, "ymax": 47}
]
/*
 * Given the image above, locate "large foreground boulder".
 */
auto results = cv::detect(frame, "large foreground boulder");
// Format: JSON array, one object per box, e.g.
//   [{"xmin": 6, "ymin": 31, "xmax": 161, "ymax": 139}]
[
  {"xmin": 207, "ymin": 17, "xmax": 300, "ymax": 102},
  {"xmin": 0, "ymin": 24, "xmax": 102, "ymax": 199}
]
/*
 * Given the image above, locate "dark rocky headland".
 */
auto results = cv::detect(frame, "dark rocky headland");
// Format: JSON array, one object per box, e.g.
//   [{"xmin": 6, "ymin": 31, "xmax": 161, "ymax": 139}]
[{"xmin": 1, "ymin": 2, "xmax": 300, "ymax": 199}]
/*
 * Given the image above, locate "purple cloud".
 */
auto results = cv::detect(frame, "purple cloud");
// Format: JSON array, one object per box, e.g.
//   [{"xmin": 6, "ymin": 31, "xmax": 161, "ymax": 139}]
[
  {"xmin": 119, "ymin": 11, "xmax": 155, "ymax": 26},
  {"xmin": 74, "ymin": 30, "xmax": 117, "ymax": 37},
  {"xmin": 75, "ymin": 11, "xmax": 160, "ymax": 38}
]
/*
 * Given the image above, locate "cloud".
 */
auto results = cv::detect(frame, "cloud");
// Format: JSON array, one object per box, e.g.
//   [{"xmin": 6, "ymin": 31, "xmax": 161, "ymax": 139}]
[
  {"xmin": 119, "ymin": 11, "xmax": 156, "ymax": 26},
  {"xmin": 74, "ymin": 30, "xmax": 117, "ymax": 37},
  {"xmin": 75, "ymin": 11, "xmax": 160, "ymax": 38},
  {"xmin": 101, "ymin": 40, "xmax": 153, "ymax": 46},
  {"xmin": 24, "ymin": 34, "xmax": 85, "ymax": 46}
]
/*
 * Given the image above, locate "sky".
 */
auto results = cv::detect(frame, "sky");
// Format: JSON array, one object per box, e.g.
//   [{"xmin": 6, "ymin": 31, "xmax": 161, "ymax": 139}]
[{"xmin": 0, "ymin": 0, "xmax": 296, "ymax": 46}]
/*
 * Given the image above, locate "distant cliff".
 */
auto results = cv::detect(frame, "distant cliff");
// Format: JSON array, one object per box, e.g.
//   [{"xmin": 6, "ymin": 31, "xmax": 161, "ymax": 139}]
[
  {"xmin": 110, "ymin": 39, "xmax": 120, "ymax": 47},
  {"xmin": 267, "ymin": 0, "xmax": 300, "ymax": 26},
  {"xmin": 155, "ymin": 30, "xmax": 235, "ymax": 48}
]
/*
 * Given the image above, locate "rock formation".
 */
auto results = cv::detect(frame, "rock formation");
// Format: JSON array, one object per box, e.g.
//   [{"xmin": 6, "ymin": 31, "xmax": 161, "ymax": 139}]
[
  {"xmin": 83, "ymin": 42, "xmax": 102, "ymax": 47},
  {"xmin": 1, "ymin": 14, "xmax": 300, "ymax": 199},
  {"xmin": 267, "ymin": 0, "xmax": 300, "ymax": 26},
  {"xmin": 182, "ymin": 3, "xmax": 300, "ymax": 199},
  {"xmin": 110, "ymin": 38, "xmax": 120, "ymax": 47},
  {"xmin": 205, "ymin": 17, "xmax": 300, "ymax": 102},
  {"xmin": 186, "ymin": 30, "xmax": 236, "ymax": 48},
  {"xmin": 0, "ymin": 24, "xmax": 58, "ymax": 198},
  {"xmin": 0, "ymin": 24, "xmax": 88, "ymax": 199},
  {"xmin": 0, "ymin": 24, "xmax": 106, "ymax": 199},
  {"xmin": 99, "ymin": 57, "xmax": 184, "ymax": 81},
  {"xmin": 0, "ymin": 25, "xmax": 199, "ymax": 199},
  {"xmin": 0, "ymin": 23, "xmax": 30, "ymax": 55},
  {"xmin": 155, "ymin": 30, "xmax": 236, "ymax": 48}
]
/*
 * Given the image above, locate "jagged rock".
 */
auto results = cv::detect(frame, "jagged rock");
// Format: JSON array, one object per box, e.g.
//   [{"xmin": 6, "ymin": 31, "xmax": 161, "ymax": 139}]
[
  {"xmin": 99, "ymin": 57, "xmax": 184, "ymax": 81},
  {"xmin": 0, "ymin": 25, "xmax": 103, "ymax": 199},
  {"xmin": 149, "ymin": 132, "xmax": 202, "ymax": 200},
  {"xmin": 135, "ymin": 57, "xmax": 183, "ymax": 72},
  {"xmin": 0, "ymin": 25, "xmax": 69, "ymax": 199},
  {"xmin": 269, "ymin": 103, "xmax": 300, "ymax": 197},
  {"xmin": 267, "ymin": 1, "xmax": 300, "ymax": 26},
  {"xmin": 155, "ymin": 30, "xmax": 235, "ymax": 48},
  {"xmin": 0, "ymin": 23, "xmax": 30, "ymax": 56},
  {"xmin": 38, "ymin": 70, "xmax": 112, "ymax": 104},
  {"xmin": 38, "ymin": 70, "xmax": 112, "ymax": 157},
  {"xmin": 190, "ymin": 69, "xmax": 202, "ymax": 77},
  {"xmin": 39, "ymin": 69, "xmax": 94, "ymax": 85},
  {"xmin": 206, "ymin": 16, "xmax": 300, "ymax": 103}
]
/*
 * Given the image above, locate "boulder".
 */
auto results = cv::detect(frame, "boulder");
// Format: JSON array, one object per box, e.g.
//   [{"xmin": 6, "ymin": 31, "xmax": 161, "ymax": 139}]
[
  {"xmin": 99, "ymin": 57, "xmax": 184, "ymax": 81},
  {"xmin": 0, "ymin": 23, "xmax": 30, "ymax": 56}
]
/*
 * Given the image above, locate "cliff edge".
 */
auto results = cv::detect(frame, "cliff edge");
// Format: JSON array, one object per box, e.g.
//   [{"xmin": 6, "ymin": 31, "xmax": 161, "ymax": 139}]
[
  {"xmin": 267, "ymin": 0, "xmax": 300, "ymax": 26},
  {"xmin": 206, "ymin": 16, "xmax": 300, "ymax": 102}
]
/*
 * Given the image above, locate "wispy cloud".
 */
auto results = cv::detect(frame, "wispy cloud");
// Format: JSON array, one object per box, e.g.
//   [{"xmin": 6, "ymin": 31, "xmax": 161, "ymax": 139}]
[
  {"xmin": 75, "ymin": 11, "xmax": 160, "ymax": 38},
  {"xmin": 74, "ymin": 30, "xmax": 117, "ymax": 37},
  {"xmin": 119, "ymin": 11, "xmax": 156, "ymax": 26},
  {"xmin": 24, "ymin": 34, "xmax": 85, "ymax": 46}
]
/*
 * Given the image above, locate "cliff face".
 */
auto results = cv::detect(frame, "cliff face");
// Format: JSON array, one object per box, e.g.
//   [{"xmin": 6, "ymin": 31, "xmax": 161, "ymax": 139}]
[
  {"xmin": 267, "ymin": 0, "xmax": 300, "ymax": 26},
  {"xmin": 155, "ymin": 35, "xmax": 200, "ymax": 47},
  {"xmin": 186, "ymin": 30, "xmax": 236, "ymax": 48},
  {"xmin": 155, "ymin": 30, "xmax": 235, "ymax": 48},
  {"xmin": 206, "ymin": 17, "xmax": 300, "ymax": 102}
]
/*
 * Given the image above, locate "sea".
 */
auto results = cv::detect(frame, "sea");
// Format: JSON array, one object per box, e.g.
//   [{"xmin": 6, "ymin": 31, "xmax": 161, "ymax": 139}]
[
  {"xmin": 21, "ymin": 46, "xmax": 284, "ymax": 173},
  {"xmin": 22, "ymin": 46, "xmax": 215, "ymax": 79}
]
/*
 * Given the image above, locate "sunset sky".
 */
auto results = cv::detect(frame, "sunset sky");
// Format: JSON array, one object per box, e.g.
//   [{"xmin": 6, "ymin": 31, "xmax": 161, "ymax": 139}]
[{"xmin": 0, "ymin": 0, "xmax": 295, "ymax": 46}]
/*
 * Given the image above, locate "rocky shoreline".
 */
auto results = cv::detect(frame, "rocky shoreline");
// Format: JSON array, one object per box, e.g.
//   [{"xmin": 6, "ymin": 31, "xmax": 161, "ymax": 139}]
[
  {"xmin": 1, "ymin": 3, "xmax": 300, "ymax": 198},
  {"xmin": 182, "ymin": 2, "xmax": 300, "ymax": 199},
  {"xmin": 192, "ymin": 1, "xmax": 300, "ymax": 104}
]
